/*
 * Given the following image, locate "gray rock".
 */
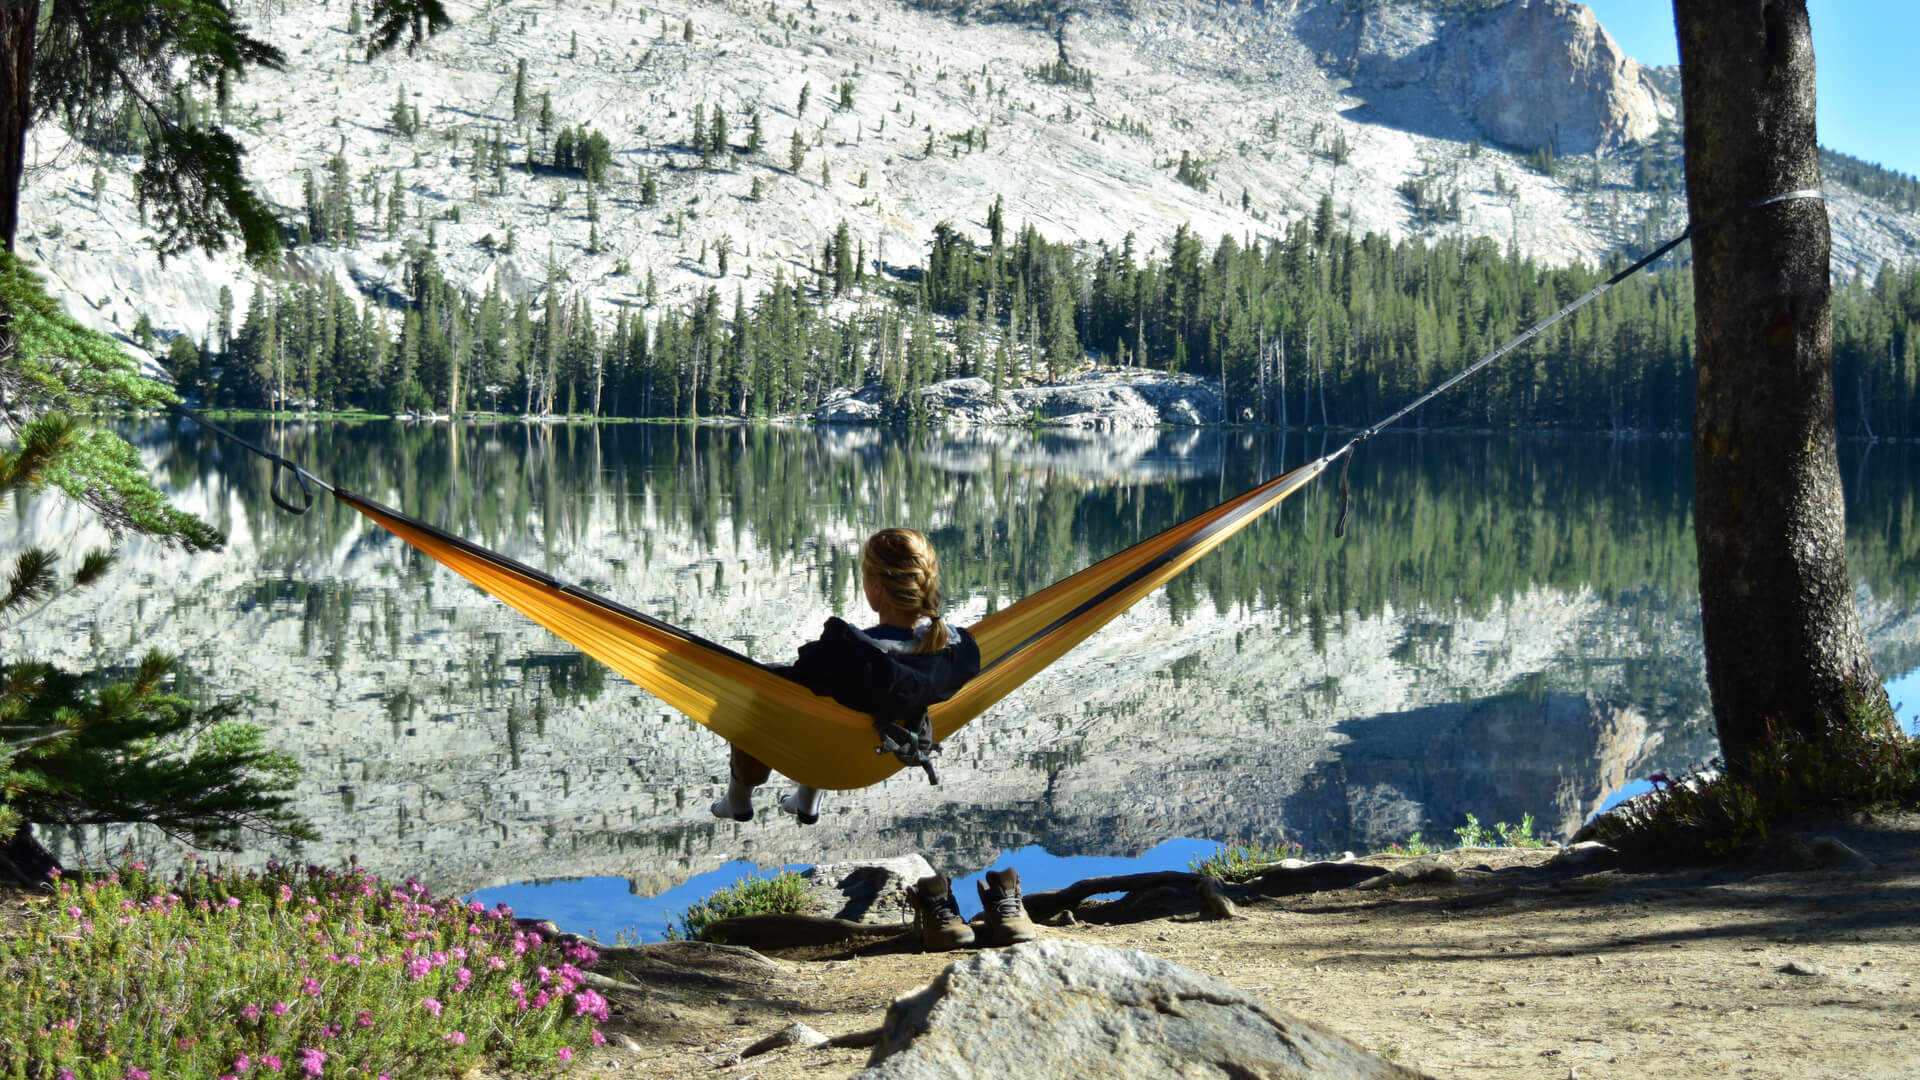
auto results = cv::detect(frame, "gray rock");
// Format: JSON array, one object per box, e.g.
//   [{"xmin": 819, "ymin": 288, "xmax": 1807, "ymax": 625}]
[
  {"xmin": 744, "ymin": 1021, "xmax": 829, "ymax": 1057},
  {"xmin": 1356, "ymin": 855, "xmax": 1458, "ymax": 890},
  {"xmin": 1779, "ymin": 961, "xmax": 1825, "ymax": 978},
  {"xmin": 801, "ymin": 855, "xmax": 935, "ymax": 925},
  {"xmin": 858, "ymin": 940, "xmax": 1430, "ymax": 1079},
  {"xmin": 1793, "ymin": 836, "xmax": 1878, "ymax": 871},
  {"xmin": 1548, "ymin": 841, "xmax": 1616, "ymax": 871}
]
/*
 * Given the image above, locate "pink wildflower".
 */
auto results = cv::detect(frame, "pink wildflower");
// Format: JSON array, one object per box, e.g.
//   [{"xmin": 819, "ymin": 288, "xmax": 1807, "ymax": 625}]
[
  {"xmin": 421, "ymin": 997, "xmax": 443, "ymax": 1017},
  {"xmin": 299, "ymin": 1047, "xmax": 325, "ymax": 1077},
  {"xmin": 271, "ymin": 1001, "xmax": 291, "ymax": 1016},
  {"xmin": 261, "ymin": 1056, "xmax": 281, "ymax": 1070},
  {"xmin": 557, "ymin": 1047, "xmax": 572, "ymax": 1062},
  {"xmin": 240, "ymin": 1005, "xmax": 262, "ymax": 1021},
  {"xmin": 65, "ymin": 905, "xmax": 81, "ymax": 918},
  {"xmin": 235, "ymin": 1053, "xmax": 250, "ymax": 1071},
  {"xmin": 302, "ymin": 977, "xmax": 321, "ymax": 996},
  {"xmin": 445, "ymin": 1031, "xmax": 467, "ymax": 1046},
  {"xmin": 355, "ymin": 1010, "xmax": 374, "ymax": 1028},
  {"xmin": 226, "ymin": 896, "xmax": 242, "ymax": 908}
]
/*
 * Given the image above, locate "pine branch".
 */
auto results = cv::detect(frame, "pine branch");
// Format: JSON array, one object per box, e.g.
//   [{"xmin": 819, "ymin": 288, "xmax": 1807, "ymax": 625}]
[{"xmin": 366, "ymin": 0, "xmax": 453, "ymax": 57}]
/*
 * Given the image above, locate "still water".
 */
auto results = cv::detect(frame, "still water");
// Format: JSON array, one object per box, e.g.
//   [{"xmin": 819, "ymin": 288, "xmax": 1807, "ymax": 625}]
[{"xmin": 20, "ymin": 421, "xmax": 1920, "ymax": 939}]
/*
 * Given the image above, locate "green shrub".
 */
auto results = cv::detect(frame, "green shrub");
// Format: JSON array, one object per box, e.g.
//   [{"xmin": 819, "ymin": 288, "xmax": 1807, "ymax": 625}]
[
  {"xmin": 0, "ymin": 855, "xmax": 605, "ymax": 1076},
  {"xmin": 1453, "ymin": 812, "xmax": 1549, "ymax": 848},
  {"xmin": 671, "ymin": 870, "xmax": 808, "ymax": 941},
  {"xmin": 1583, "ymin": 697, "xmax": 1920, "ymax": 866},
  {"xmin": 1190, "ymin": 840, "xmax": 1304, "ymax": 883}
]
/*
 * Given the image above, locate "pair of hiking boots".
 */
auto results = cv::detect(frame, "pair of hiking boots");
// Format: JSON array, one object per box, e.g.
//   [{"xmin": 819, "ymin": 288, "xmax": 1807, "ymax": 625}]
[{"xmin": 905, "ymin": 868, "xmax": 1038, "ymax": 951}]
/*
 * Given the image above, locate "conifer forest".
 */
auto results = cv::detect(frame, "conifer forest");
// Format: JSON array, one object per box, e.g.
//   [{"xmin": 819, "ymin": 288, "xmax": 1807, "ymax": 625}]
[{"xmin": 177, "ymin": 189, "xmax": 1920, "ymax": 438}]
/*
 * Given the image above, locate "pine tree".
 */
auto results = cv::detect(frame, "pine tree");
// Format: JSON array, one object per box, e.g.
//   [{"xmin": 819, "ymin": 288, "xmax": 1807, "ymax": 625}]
[
  {"xmin": 325, "ymin": 152, "xmax": 355, "ymax": 243},
  {"xmin": 512, "ymin": 58, "xmax": 529, "ymax": 125},
  {"xmin": 349, "ymin": 0, "xmax": 363, "ymax": 35},
  {"xmin": 798, "ymin": 82, "xmax": 811, "ymax": 116},
  {"xmin": 387, "ymin": 171, "xmax": 404, "ymax": 238},
  {"xmin": 788, "ymin": 129, "xmax": 806, "ymax": 172},
  {"xmin": 747, "ymin": 108, "xmax": 764, "ymax": 154},
  {"xmin": 391, "ymin": 84, "xmax": 413, "ymax": 136},
  {"xmin": 712, "ymin": 109, "xmax": 729, "ymax": 160},
  {"xmin": 0, "ymin": 255, "xmax": 312, "ymax": 878}
]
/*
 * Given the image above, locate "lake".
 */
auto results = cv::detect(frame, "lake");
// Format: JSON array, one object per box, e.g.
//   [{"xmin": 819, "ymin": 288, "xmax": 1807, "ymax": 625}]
[{"xmin": 20, "ymin": 420, "xmax": 1920, "ymax": 938}]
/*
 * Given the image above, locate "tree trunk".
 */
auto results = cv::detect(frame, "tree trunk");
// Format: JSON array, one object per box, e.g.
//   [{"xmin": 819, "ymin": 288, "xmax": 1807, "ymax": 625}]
[
  {"xmin": 0, "ymin": 0, "xmax": 36, "ymax": 253},
  {"xmin": 1676, "ymin": 0, "xmax": 1887, "ymax": 756}
]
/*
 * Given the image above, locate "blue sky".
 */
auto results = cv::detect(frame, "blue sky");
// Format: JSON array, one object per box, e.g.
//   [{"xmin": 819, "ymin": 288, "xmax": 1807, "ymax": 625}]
[{"xmin": 1582, "ymin": 1, "xmax": 1920, "ymax": 178}]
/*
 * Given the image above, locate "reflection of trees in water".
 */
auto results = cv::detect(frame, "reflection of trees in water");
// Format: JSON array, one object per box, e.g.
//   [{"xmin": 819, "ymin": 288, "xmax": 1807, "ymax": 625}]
[
  {"xmin": 123, "ymin": 420, "xmax": 1920, "ymax": 747},
  {"xmin": 127, "ymin": 421, "xmax": 1920, "ymax": 645}
]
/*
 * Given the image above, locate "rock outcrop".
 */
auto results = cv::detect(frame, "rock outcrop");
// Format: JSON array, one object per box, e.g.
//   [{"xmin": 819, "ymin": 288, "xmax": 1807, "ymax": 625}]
[
  {"xmin": 859, "ymin": 940, "xmax": 1430, "ymax": 1079},
  {"xmin": 814, "ymin": 372, "xmax": 1225, "ymax": 430},
  {"xmin": 799, "ymin": 855, "xmax": 934, "ymax": 925},
  {"xmin": 1299, "ymin": 0, "xmax": 1668, "ymax": 154}
]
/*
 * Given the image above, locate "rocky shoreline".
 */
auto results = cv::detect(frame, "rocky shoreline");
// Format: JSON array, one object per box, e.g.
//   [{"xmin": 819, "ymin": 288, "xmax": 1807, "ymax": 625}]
[{"xmin": 812, "ymin": 370, "xmax": 1227, "ymax": 430}]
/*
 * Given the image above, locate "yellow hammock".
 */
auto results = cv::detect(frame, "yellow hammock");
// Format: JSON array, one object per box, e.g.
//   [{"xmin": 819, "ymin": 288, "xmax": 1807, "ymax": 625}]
[{"xmin": 334, "ymin": 453, "xmax": 1334, "ymax": 790}]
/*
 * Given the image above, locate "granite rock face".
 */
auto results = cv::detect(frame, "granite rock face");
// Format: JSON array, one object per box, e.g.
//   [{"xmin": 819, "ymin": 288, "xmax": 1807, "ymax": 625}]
[
  {"xmin": 859, "ymin": 940, "xmax": 1430, "ymax": 1079},
  {"xmin": 1300, "ymin": 0, "xmax": 1666, "ymax": 154}
]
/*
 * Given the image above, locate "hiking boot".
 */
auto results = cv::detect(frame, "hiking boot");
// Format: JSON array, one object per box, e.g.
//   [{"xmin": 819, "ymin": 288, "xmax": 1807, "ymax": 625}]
[
  {"xmin": 976, "ymin": 868, "xmax": 1038, "ymax": 947},
  {"xmin": 905, "ymin": 874, "xmax": 975, "ymax": 951},
  {"xmin": 709, "ymin": 776, "xmax": 754, "ymax": 822},
  {"xmin": 779, "ymin": 785, "xmax": 823, "ymax": 825}
]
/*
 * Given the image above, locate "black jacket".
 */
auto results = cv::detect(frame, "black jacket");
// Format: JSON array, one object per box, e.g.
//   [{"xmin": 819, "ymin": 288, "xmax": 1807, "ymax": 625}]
[{"xmin": 785, "ymin": 617, "xmax": 980, "ymax": 724}]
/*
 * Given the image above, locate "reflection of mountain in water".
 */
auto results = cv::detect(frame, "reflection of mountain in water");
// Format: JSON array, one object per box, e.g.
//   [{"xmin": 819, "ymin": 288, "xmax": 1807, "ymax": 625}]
[
  {"xmin": 23, "ymin": 426, "xmax": 1920, "ymax": 896},
  {"xmin": 1289, "ymin": 692, "xmax": 1668, "ymax": 852}
]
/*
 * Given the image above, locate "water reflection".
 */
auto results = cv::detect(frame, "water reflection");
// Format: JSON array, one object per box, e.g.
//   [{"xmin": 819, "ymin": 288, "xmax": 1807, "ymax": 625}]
[{"xmin": 20, "ymin": 422, "xmax": 1920, "ymax": 904}]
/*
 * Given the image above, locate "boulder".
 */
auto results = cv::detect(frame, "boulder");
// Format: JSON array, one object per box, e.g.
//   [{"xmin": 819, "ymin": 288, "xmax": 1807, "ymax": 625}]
[
  {"xmin": 858, "ymin": 940, "xmax": 1431, "ymax": 1079},
  {"xmin": 800, "ymin": 855, "xmax": 936, "ymax": 925}
]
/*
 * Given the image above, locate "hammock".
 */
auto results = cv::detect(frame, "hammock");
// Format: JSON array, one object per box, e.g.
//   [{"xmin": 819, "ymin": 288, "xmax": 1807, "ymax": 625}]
[{"xmin": 332, "ymin": 453, "xmax": 1333, "ymax": 789}]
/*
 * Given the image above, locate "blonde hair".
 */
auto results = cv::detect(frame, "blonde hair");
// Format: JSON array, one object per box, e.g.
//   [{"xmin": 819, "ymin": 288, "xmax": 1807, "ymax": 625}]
[{"xmin": 861, "ymin": 527, "xmax": 949, "ymax": 653}]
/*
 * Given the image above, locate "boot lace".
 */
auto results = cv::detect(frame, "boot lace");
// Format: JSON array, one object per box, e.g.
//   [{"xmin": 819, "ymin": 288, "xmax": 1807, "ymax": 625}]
[
  {"xmin": 989, "ymin": 889, "xmax": 1024, "ymax": 922},
  {"xmin": 924, "ymin": 889, "xmax": 965, "ymax": 924}
]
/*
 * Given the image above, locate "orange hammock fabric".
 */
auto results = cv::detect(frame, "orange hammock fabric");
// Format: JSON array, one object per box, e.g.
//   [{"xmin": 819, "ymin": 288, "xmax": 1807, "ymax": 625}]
[{"xmin": 335, "ymin": 454, "xmax": 1333, "ymax": 789}]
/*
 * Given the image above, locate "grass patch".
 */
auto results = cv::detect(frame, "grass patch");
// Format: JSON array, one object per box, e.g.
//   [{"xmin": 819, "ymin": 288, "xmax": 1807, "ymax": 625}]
[
  {"xmin": 0, "ymin": 855, "xmax": 605, "ymax": 1077},
  {"xmin": 1582, "ymin": 698, "xmax": 1920, "ymax": 866},
  {"xmin": 670, "ymin": 870, "xmax": 808, "ymax": 942}
]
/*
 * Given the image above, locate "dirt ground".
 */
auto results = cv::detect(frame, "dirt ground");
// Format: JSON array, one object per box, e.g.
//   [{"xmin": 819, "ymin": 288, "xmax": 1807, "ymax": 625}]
[
  {"xmin": 5, "ymin": 813, "xmax": 1915, "ymax": 1079},
  {"xmin": 566, "ymin": 811, "xmax": 1920, "ymax": 1080}
]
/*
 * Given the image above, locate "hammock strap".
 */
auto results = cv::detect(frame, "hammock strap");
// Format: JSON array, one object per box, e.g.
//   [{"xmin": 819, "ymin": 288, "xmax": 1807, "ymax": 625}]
[
  {"xmin": 1327, "ymin": 188, "xmax": 1826, "ymax": 528},
  {"xmin": 166, "ymin": 402, "xmax": 330, "ymax": 514}
]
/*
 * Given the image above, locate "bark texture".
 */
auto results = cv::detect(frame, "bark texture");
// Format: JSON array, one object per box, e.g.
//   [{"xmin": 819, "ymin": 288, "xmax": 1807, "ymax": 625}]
[
  {"xmin": 0, "ymin": 1, "xmax": 36, "ymax": 252},
  {"xmin": 1676, "ymin": 0, "xmax": 1884, "ymax": 755}
]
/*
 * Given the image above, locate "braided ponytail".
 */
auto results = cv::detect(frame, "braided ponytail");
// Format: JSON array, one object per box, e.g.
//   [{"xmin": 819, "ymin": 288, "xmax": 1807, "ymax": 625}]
[{"xmin": 862, "ymin": 528, "xmax": 950, "ymax": 653}]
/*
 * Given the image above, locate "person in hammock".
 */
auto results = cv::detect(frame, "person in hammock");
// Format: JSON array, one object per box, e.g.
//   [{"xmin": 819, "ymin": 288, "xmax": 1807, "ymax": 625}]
[{"xmin": 710, "ymin": 527, "xmax": 981, "ymax": 825}]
